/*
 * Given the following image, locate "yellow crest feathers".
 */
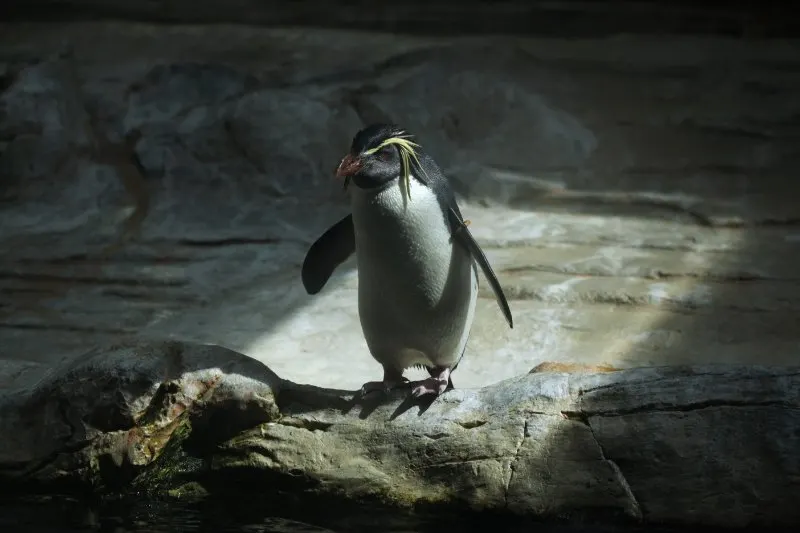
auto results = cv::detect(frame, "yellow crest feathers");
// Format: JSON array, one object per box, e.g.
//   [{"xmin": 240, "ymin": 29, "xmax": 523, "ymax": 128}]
[{"xmin": 363, "ymin": 133, "xmax": 427, "ymax": 199}]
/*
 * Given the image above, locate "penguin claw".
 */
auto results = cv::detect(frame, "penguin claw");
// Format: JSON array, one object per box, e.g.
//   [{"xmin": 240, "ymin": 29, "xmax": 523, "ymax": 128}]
[{"xmin": 359, "ymin": 381, "xmax": 386, "ymax": 396}]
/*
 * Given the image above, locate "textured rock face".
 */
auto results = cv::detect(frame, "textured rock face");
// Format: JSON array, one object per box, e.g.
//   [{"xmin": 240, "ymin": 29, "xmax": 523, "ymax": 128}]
[
  {"xmin": 1, "ymin": 340, "xmax": 798, "ymax": 528},
  {"xmin": 0, "ymin": 340, "xmax": 280, "ymax": 485},
  {"xmin": 1, "ymin": 22, "xmax": 799, "ymax": 394}
]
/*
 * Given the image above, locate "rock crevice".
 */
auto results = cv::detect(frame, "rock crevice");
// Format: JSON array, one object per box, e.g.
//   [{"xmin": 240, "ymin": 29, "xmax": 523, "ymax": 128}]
[
  {"xmin": 503, "ymin": 418, "xmax": 528, "ymax": 508},
  {"xmin": 584, "ymin": 418, "xmax": 643, "ymax": 520}
]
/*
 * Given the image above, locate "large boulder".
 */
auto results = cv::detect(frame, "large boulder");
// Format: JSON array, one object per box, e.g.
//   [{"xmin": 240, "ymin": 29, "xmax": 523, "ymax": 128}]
[{"xmin": 1, "ymin": 339, "xmax": 797, "ymax": 528}]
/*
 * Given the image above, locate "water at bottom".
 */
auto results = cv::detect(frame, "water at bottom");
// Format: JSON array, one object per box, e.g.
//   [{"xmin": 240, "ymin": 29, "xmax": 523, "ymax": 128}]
[
  {"xmin": 3, "ymin": 498, "xmax": 349, "ymax": 533},
  {"xmin": 0, "ymin": 497, "xmax": 746, "ymax": 533}
]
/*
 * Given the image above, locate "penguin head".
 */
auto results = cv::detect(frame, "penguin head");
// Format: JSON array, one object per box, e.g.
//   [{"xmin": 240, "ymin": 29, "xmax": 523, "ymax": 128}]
[{"xmin": 335, "ymin": 123, "xmax": 423, "ymax": 191}]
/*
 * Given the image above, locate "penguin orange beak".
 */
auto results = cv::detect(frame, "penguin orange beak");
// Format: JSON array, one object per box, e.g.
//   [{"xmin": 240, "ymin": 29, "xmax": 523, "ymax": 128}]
[{"xmin": 335, "ymin": 153, "xmax": 361, "ymax": 179}]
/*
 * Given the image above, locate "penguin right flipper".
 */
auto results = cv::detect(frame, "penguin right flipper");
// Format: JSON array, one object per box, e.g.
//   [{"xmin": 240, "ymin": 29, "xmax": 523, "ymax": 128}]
[
  {"xmin": 447, "ymin": 207, "xmax": 514, "ymax": 329},
  {"xmin": 301, "ymin": 214, "xmax": 356, "ymax": 295}
]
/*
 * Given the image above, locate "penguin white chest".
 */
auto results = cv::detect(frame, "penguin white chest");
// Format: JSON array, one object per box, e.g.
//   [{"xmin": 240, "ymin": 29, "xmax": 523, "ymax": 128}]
[{"xmin": 349, "ymin": 176, "xmax": 478, "ymax": 369}]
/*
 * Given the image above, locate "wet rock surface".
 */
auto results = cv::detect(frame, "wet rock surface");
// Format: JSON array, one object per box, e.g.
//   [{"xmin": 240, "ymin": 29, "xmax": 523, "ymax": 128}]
[
  {"xmin": 1, "ymin": 22, "xmax": 799, "ymax": 392},
  {"xmin": 0, "ymin": 339, "xmax": 798, "ymax": 528}
]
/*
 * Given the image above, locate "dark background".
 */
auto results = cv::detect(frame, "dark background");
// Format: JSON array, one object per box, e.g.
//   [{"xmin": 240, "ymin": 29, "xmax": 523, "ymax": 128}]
[{"xmin": 0, "ymin": 1, "xmax": 795, "ymax": 38}]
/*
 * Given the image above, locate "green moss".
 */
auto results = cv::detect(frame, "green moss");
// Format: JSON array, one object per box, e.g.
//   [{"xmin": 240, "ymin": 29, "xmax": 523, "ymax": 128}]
[
  {"xmin": 129, "ymin": 416, "xmax": 207, "ymax": 498},
  {"xmin": 166, "ymin": 481, "xmax": 209, "ymax": 500},
  {"xmin": 381, "ymin": 482, "xmax": 453, "ymax": 509},
  {"xmin": 86, "ymin": 453, "xmax": 102, "ymax": 489}
]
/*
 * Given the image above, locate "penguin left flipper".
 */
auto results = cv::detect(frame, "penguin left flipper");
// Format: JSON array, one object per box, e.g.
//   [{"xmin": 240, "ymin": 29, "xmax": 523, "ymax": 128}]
[
  {"xmin": 301, "ymin": 214, "xmax": 356, "ymax": 295},
  {"xmin": 447, "ymin": 207, "xmax": 514, "ymax": 329}
]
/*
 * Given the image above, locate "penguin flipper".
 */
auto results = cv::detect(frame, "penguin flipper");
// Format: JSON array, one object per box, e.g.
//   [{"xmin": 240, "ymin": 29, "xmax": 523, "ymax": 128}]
[
  {"xmin": 301, "ymin": 214, "xmax": 356, "ymax": 295},
  {"xmin": 447, "ymin": 208, "xmax": 513, "ymax": 329}
]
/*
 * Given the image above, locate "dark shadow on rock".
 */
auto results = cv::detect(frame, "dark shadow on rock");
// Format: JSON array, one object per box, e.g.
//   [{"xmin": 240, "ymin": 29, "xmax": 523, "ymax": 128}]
[
  {"xmin": 277, "ymin": 380, "xmax": 423, "ymax": 420},
  {"xmin": 389, "ymin": 392, "xmax": 438, "ymax": 420},
  {"xmin": 276, "ymin": 381, "xmax": 361, "ymax": 416},
  {"xmin": 566, "ymin": 366, "xmax": 800, "ymax": 527},
  {"xmin": 278, "ymin": 379, "xmax": 450, "ymax": 420},
  {"xmin": 389, "ymin": 379, "xmax": 456, "ymax": 419}
]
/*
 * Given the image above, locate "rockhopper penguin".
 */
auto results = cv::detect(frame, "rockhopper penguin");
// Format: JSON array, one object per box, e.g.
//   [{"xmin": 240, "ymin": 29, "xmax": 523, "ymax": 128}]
[{"xmin": 302, "ymin": 124, "xmax": 513, "ymax": 398}]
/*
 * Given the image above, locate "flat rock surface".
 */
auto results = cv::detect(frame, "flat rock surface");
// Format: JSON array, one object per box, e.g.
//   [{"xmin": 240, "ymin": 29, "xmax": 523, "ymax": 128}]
[{"xmin": 1, "ymin": 22, "xmax": 799, "ymax": 392}]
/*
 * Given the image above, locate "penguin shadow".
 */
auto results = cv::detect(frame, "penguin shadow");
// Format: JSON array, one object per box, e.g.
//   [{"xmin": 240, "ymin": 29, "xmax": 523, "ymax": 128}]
[
  {"xmin": 339, "ymin": 388, "xmax": 438, "ymax": 420},
  {"xmin": 364, "ymin": 383, "xmax": 446, "ymax": 420},
  {"xmin": 277, "ymin": 380, "xmax": 447, "ymax": 420}
]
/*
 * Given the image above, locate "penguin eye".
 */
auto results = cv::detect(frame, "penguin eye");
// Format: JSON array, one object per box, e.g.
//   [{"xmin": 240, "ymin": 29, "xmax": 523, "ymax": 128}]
[{"xmin": 377, "ymin": 146, "xmax": 393, "ymax": 161}]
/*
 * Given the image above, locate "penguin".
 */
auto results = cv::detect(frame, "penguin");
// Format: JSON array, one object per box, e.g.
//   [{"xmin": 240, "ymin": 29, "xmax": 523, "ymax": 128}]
[{"xmin": 301, "ymin": 123, "xmax": 513, "ymax": 398}]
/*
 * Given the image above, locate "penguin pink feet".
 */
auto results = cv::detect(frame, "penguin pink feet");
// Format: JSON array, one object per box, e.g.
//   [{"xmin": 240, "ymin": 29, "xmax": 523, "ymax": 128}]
[
  {"xmin": 359, "ymin": 366, "xmax": 453, "ymax": 398},
  {"xmin": 409, "ymin": 366, "xmax": 451, "ymax": 398}
]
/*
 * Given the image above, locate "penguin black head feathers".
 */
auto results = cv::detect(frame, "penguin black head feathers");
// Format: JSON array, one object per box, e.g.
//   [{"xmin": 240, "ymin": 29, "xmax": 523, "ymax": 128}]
[{"xmin": 335, "ymin": 123, "xmax": 425, "ymax": 196}]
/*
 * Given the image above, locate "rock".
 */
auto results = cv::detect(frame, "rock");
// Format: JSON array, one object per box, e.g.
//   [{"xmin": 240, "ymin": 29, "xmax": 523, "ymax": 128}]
[
  {"xmin": 1, "ymin": 339, "xmax": 798, "ymax": 528},
  {"xmin": 1, "ymin": 22, "xmax": 799, "ymax": 394},
  {"xmin": 529, "ymin": 362, "xmax": 620, "ymax": 374},
  {"xmin": 0, "ymin": 339, "xmax": 280, "ymax": 488}
]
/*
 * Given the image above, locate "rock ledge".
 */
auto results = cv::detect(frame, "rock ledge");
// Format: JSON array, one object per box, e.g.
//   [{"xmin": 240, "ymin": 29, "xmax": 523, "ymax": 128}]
[{"xmin": 1, "ymin": 340, "xmax": 798, "ymax": 528}]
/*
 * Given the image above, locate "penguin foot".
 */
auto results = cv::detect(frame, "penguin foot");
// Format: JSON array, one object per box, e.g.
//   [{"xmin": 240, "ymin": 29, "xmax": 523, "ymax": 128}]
[
  {"xmin": 409, "ymin": 367, "xmax": 451, "ymax": 398},
  {"xmin": 358, "ymin": 367, "xmax": 408, "ymax": 397},
  {"xmin": 359, "ymin": 380, "xmax": 398, "ymax": 396}
]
